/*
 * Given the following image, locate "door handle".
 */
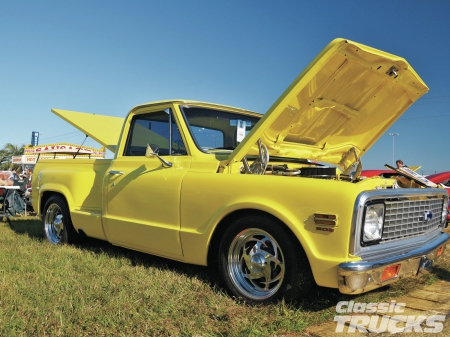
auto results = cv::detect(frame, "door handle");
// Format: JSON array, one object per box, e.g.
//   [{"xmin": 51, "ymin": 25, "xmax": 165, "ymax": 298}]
[{"xmin": 109, "ymin": 170, "xmax": 124, "ymax": 175}]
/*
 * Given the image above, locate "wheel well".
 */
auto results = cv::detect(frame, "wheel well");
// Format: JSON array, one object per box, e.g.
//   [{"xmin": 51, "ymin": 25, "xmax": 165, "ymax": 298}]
[
  {"xmin": 40, "ymin": 191, "xmax": 67, "ymax": 214},
  {"xmin": 207, "ymin": 209, "xmax": 303, "ymax": 267}
]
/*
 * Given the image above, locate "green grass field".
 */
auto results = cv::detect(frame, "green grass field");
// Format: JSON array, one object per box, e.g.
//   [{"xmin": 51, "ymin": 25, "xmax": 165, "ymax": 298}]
[{"xmin": 1, "ymin": 215, "xmax": 449, "ymax": 336}]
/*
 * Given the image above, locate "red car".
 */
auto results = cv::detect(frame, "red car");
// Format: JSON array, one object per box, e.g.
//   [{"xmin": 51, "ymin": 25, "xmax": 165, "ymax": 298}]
[
  {"xmin": 360, "ymin": 169, "xmax": 398, "ymax": 178},
  {"xmin": 360, "ymin": 165, "xmax": 422, "ymax": 179},
  {"xmin": 426, "ymin": 171, "xmax": 450, "ymax": 188}
]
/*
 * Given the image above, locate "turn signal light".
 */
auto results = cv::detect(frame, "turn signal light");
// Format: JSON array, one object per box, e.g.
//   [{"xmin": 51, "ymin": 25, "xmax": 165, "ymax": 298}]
[
  {"xmin": 381, "ymin": 264, "xmax": 400, "ymax": 282},
  {"xmin": 437, "ymin": 245, "xmax": 444, "ymax": 257}
]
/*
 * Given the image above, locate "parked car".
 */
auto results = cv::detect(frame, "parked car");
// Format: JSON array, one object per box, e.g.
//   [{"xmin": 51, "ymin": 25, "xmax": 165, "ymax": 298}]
[
  {"xmin": 360, "ymin": 166, "xmax": 422, "ymax": 179},
  {"xmin": 427, "ymin": 172, "xmax": 450, "ymax": 188},
  {"xmin": 360, "ymin": 169, "xmax": 398, "ymax": 178}
]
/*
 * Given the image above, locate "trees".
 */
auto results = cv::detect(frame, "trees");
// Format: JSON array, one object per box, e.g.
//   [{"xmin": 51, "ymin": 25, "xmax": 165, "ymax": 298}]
[{"xmin": 0, "ymin": 143, "xmax": 25, "ymax": 171}]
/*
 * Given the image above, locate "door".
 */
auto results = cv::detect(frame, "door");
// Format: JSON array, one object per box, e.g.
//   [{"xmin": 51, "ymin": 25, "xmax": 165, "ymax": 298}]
[{"xmin": 103, "ymin": 108, "xmax": 191, "ymax": 259}]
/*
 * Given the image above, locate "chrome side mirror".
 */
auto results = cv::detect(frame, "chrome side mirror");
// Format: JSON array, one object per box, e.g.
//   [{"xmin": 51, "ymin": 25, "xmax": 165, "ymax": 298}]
[
  {"xmin": 145, "ymin": 144, "xmax": 173, "ymax": 167},
  {"xmin": 241, "ymin": 139, "xmax": 269, "ymax": 174}
]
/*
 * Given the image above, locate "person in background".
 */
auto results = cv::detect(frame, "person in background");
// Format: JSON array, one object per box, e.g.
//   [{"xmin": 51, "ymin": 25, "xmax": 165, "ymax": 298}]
[
  {"xmin": 396, "ymin": 159, "xmax": 406, "ymax": 168},
  {"xmin": 394, "ymin": 159, "xmax": 414, "ymax": 188},
  {"xmin": 10, "ymin": 169, "xmax": 19, "ymax": 181},
  {"xmin": 25, "ymin": 168, "xmax": 33, "ymax": 188}
]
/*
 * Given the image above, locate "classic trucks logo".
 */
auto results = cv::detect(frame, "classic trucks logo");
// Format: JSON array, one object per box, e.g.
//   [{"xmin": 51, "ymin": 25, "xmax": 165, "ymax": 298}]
[{"xmin": 334, "ymin": 301, "xmax": 445, "ymax": 333}]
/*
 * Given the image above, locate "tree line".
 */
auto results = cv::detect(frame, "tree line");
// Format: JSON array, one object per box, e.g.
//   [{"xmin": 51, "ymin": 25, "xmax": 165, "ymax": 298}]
[{"xmin": 0, "ymin": 143, "xmax": 25, "ymax": 171}]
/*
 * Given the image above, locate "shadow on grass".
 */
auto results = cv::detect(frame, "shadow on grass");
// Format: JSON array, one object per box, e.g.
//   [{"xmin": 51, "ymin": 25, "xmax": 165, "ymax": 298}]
[
  {"xmin": 4, "ymin": 215, "xmax": 43, "ymax": 240},
  {"xmin": 73, "ymin": 234, "xmax": 358, "ymax": 310},
  {"xmin": 5, "ymin": 216, "xmax": 442, "ymax": 311},
  {"xmin": 431, "ymin": 266, "xmax": 450, "ymax": 282}
]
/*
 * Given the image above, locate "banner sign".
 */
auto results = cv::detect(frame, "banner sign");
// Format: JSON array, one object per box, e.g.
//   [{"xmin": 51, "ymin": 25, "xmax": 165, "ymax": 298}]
[
  {"xmin": 12, "ymin": 156, "xmax": 38, "ymax": 164},
  {"xmin": 24, "ymin": 143, "xmax": 105, "ymax": 157},
  {"xmin": 385, "ymin": 164, "xmax": 438, "ymax": 188},
  {"xmin": 31, "ymin": 131, "xmax": 39, "ymax": 146}
]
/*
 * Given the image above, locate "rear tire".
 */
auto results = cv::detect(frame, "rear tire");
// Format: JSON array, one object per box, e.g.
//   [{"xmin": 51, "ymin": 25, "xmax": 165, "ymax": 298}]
[
  {"xmin": 218, "ymin": 214, "xmax": 300, "ymax": 304},
  {"xmin": 42, "ymin": 195, "xmax": 79, "ymax": 244}
]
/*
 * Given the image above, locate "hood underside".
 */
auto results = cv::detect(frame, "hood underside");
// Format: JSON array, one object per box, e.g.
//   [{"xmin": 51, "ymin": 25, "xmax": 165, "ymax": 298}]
[
  {"xmin": 50, "ymin": 39, "xmax": 428, "ymax": 170},
  {"xmin": 226, "ymin": 38, "xmax": 429, "ymax": 171}
]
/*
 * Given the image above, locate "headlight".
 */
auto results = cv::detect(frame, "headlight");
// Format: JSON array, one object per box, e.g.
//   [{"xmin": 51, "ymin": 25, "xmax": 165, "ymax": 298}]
[
  {"xmin": 443, "ymin": 198, "xmax": 449, "ymax": 224},
  {"xmin": 363, "ymin": 204, "xmax": 385, "ymax": 243}
]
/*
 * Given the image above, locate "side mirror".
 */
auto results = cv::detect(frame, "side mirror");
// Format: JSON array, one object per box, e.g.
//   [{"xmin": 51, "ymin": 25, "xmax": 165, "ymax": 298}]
[
  {"xmin": 145, "ymin": 144, "xmax": 173, "ymax": 167},
  {"xmin": 145, "ymin": 144, "xmax": 159, "ymax": 155}
]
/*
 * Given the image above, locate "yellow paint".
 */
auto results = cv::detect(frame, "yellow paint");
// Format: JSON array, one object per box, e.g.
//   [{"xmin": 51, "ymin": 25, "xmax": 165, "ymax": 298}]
[
  {"xmin": 33, "ymin": 39, "xmax": 431, "ymax": 291},
  {"xmin": 52, "ymin": 109, "xmax": 125, "ymax": 152},
  {"xmin": 226, "ymin": 38, "xmax": 428, "ymax": 171}
]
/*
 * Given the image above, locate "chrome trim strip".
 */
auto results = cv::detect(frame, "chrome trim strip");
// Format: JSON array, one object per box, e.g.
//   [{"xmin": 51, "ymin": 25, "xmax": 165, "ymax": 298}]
[{"xmin": 340, "ymin": 232, "xmax": 449, "ymax": 272}]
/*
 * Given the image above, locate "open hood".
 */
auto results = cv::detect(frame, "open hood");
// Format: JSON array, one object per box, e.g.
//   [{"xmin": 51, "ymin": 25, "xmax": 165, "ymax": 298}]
[
  {"xmin": 51, "ymin": 109, "xmax": 124, "ymax": 153},
  {"xmin": 226, "ymin": 38, "xmax": 428, "ymax": 171}
]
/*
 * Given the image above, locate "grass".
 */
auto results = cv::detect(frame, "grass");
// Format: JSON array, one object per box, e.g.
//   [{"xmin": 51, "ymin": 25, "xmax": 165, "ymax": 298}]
[{"xmin": 1, "ymin": 215, "xmax": 449, "ymax": 336}]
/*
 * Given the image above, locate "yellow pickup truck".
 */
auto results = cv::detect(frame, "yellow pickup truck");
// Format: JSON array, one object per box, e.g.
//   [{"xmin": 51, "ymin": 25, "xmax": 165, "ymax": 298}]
[{"xmin": 32, "ymin": 39, "xmax": 449, "ymax": 304}]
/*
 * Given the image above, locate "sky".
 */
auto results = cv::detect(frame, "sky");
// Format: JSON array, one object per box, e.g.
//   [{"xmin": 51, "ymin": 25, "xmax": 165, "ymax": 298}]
[{"xmin": 1, "ymin": 0, "xmax": 449, "ymax": 175}]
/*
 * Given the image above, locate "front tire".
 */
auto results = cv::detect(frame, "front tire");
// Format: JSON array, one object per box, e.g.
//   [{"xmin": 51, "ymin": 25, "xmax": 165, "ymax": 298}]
[
  {"xmin": 42, "ymin": 195, "xmax": 79, "ymax": 244},
  {"xmin": 218, "ymin": 214, "xmax": 299, "ymax": 304}
]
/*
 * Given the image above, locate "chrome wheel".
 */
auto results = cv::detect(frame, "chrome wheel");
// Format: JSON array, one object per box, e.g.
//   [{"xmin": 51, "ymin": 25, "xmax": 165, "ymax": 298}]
[
  {"xmin": 227, "ymin": 228, "xmax": 285, "ymax": 301},
  {"xmin": 42, "ymin": 195, "xmax": 79, "ymax": 244},
  {"xmin": 44, "ymin": 203, "xmax": 65, "ymax": 244}
]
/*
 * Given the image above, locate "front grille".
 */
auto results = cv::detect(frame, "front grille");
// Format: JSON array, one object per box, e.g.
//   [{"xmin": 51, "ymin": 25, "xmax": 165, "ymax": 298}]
[{"xmin": 382, "ymin": 198, "xmax": 444, "ymax": 242}]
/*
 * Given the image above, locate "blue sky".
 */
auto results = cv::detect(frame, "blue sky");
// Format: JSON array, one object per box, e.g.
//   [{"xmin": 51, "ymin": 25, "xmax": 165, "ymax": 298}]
[{"xmin": 1, "ymin": 1, "xmax": 449, "ymax": 174}]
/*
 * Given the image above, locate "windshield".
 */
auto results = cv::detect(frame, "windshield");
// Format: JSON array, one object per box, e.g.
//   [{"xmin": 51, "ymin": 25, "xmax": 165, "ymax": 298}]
[{"xmin": 180, "ymin": 106, "xmax": 261, "ymax": 152}]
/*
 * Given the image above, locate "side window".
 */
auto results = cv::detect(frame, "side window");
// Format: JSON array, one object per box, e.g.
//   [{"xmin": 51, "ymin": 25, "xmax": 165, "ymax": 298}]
[{"xmin": 124, "ymin": 109, "xmax": 187, "ymax": 156}]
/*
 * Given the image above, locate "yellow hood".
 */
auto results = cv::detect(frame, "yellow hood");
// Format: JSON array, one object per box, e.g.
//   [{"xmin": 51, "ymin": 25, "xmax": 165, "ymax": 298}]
[
  {"xmin": 226, "ymin": 38, "xmax": 428, "ymax": 170},
  {"xmin": 51, "ymin": 109, "xmax": 125, "ymax": 152}
]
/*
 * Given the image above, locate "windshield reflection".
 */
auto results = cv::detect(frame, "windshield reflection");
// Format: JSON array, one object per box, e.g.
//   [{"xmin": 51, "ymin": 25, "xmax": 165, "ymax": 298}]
[{"xmin": 180, "ymin": 106, "xmax": 261, "ymax": 152}]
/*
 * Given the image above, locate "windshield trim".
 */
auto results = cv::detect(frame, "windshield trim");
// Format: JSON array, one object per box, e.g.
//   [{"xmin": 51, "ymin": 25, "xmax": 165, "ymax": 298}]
[{"xmin": 179, "ymin": 105, "xmax": 261, "ymax": 154}]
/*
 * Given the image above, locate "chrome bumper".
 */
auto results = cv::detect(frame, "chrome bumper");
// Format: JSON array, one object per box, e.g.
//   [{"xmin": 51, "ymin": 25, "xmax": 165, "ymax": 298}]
[{"xmin": 338, "ymin": 232, "xmax": 450, "ymax": 294}]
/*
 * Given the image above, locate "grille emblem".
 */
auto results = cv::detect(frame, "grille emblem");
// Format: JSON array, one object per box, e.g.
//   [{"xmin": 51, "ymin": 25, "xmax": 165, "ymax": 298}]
[{"xmin": 422, "ymin": 211, "xmax": 433, "ymax": 221}]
